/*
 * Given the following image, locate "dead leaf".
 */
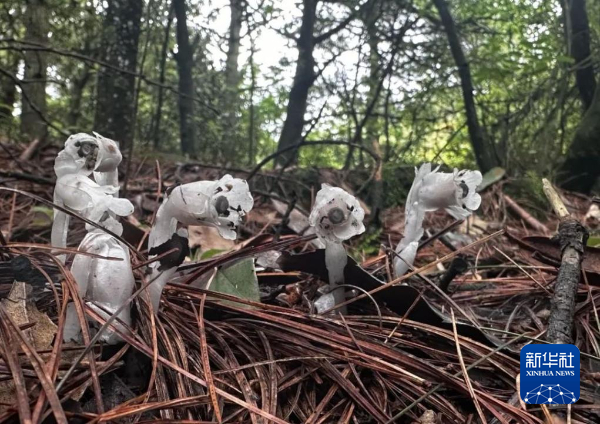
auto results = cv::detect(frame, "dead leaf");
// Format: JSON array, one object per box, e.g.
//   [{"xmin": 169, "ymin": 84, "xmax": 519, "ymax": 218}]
[
  {"xmin": 413, "ymin": 410, "xmax": 437, "ymax": 424},
  {"xmin": 188, "ymin": 226, "xmax": 235, "ymax": 252},
  {"xmin": 0, "ymin": 281, "xmax": 57, "ymax": 415},
  {"xmin": 1, "ymin": 281, "xmax": 56, "ymax": 350},
  {"xmin": 247, "ymin": 206, "xmax": 278, "ymax": 227}
]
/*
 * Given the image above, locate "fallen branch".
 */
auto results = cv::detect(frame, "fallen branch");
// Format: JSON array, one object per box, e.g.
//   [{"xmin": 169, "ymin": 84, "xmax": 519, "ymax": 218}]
[
  {"xmin": 503, "ymin": 194, "xmax": 549, "ymax": 234},
  {"xmin": 0, "ymin": 170, "xmax": 55, "ymax": 186},
  {"xmin": 542, "ymin": 179, "xmax": 588, "ymax": 344}
]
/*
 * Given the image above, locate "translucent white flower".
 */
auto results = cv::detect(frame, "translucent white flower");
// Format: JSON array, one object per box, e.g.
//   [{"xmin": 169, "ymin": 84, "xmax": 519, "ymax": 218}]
[
  {"xmin": 308, "ymin": 184, "xmax": 365, "ymax": 243},
  {"xmin": 52, "ymin": 133, "xmax": 131, "ymax": 259},
  {"xmin": 92, "ymin": 132, "xmax": 122, "ymax": 173},
  {"xmin": 411, "ymin": 163, "xmax": 482, "ymax": 220},
  {"xmin": 53, "ymin": 133, "xmax": 134, "ymax": 344},
  {"xmin": 54, "ymin": 133, "xmax": 101, "ymax": 178},
  {"xmin": 150, "ymin": 175, "xmax": 253, "ymax": 248},
  {"xmin": 54, "ymin": 132, "xmax": 122, "ymax": 179},
  {"xmin": 308, "ymin": 185, "xmax": 365, "ymax": 313},
  {"xmin": 147, "ymin": 175, "xmax": 254, "ymax": 313},
  {"xmin": 92, "ymin": 132, "xmax": 122, "ymax": 189},
  {"xmin": 394, "ymin": 163, "xmax": 482, "ymax": 277}
]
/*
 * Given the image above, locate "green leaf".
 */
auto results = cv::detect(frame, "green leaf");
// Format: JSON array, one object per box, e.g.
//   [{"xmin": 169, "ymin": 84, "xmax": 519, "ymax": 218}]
[
  {"xmin": 31, "ymin": 206, "xmax": 54, "ymax": 228},
  {"xmin": 201, "ymin": 248, "xmax": 226, "ymax": 260},
  {"xmin": 210, "ymin": 258, "xmax": 260, "ymax": 307},
  {"xmin": 478, "ymin": 167, "xmax": 506, "ymax": 191},
  {"xmin": 557, "ymin": 55, "xmax": 575, "ymax": 64},
  {"xmin": 587, "ymin": 236, "xmax": 600, "ymax": 248}
]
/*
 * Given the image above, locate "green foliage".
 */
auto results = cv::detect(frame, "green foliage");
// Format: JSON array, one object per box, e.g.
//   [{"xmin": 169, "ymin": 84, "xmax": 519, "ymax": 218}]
[
  {"xmin": 382, "ymin": 163, "xmax": 415, "ymax": 208},
  {"xmin": 211, "ymin": 258, "xmax": 260, "ymax": 307},
  {"xmin": 506, "ymin": 170, "xmax": 549, "ymax": 218},
  {"xmin": 349, "ymin": 227, "xmax": 382, "ymax": 261},
  {"xmin": 0, "ymin": 0, "xmax": 596, "ymax": 183}
]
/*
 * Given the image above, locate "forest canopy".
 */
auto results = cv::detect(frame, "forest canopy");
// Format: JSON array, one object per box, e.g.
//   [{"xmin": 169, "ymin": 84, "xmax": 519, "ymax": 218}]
[{"xmin": 1, "ymin": 0, "xmax": 599, "ymax": 193}]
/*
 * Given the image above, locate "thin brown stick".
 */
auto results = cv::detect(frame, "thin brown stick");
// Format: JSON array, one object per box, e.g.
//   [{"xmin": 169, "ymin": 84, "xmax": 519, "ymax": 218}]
[
  {"xmin": 0, "ymin": 308, "xmax": 33, "ymax": 423},
  {"xmin": 451, "ymin": 309, "xmax": 487, "ymax": 424},
  {"xmin": 197, "ymin": 294, "xmax": 222, "ymax": 423},
  {"xmin": 503, "ymin": 194, "xmax": 550, "ymax": 234},
  {"xmin": 0, "ymin": 306, "xmax": 68, "ymax": 424}
]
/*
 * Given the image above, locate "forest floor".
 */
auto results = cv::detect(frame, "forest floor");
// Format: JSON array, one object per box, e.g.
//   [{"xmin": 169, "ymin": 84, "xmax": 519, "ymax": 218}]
[{"xmin": 0, "ymin": 142, "xmax": 599, "ymax": 423}]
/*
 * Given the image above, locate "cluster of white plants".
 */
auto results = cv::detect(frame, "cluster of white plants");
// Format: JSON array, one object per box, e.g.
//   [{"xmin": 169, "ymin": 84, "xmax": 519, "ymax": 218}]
[
  {"xmin": 51, "ymin": 132, "xmax": 482, "ymax": 340},
  {"xmin": 394, "ymin": 163, "xmax": 482, "ymax": 277},
  {"xmin": 53, "ymin": 134, "xmax": 254, "ymax": 343}
]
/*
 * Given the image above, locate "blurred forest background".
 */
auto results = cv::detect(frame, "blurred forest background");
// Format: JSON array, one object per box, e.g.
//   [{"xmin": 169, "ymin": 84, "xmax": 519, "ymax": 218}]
[{"xmin": 1, "ymin": 0, "xmax": 599, "ymax": 195}]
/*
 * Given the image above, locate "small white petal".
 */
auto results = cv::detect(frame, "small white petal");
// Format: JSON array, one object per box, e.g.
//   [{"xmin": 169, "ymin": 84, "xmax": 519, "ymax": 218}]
[
  {"xmin": 464, "ymin": 192, "xmax": 481, "ymax": 210},
  {"xmin": 445, "ymin": 205, "xmax": 472, "ymax": 220}
]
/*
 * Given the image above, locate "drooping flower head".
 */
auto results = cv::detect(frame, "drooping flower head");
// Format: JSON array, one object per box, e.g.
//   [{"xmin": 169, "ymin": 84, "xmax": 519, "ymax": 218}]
[
  {"xmin": 394, "ymin": 163, "xmax": 481, "ymax": 277},
  {"xmin": 55, "ymin": 133, "xmax": 100, "ymax": 177},
  {"xmin": 309, "ymin": 184, "xmax": 365, "ymax": 243},
  {"xmin": 156, "ymin": 174, "xmax": 254, "ymax": 242},
  {"xmin": 54, "ymin": 132, "xmax": 122, "ymax": 178},
  {"xmin": 92, "ymin": 132, "xmax": 122, "ymax": 174},
  {"xmin": 52, "ymin": 133, "xmax": 129, "ymax": 259},
  {"xmin": 411, "ymin": 164, "xmax": 482, "ymax": 220}
]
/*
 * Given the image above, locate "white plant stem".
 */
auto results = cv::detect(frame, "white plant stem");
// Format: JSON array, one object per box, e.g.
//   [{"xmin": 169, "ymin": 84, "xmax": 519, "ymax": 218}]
[{"xmin": 324, "ymin": 240, "xmax": 348, "ymax": 313}]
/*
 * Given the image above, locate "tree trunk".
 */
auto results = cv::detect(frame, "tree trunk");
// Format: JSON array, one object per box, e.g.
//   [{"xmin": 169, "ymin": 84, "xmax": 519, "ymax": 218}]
[
  {"xmin": 432, "ymin": 0, "xmax": 498, "ymax": 173},
  {"xmin": 20, "ymin": 0, "xmax": 48, "ymax": 142},
  {"xmin": 67, "ymin": 65, "xmax": 91, "ymax": 129},
  {"xmin": 0, "ymin": 54, "xmax": 19, "ymax": 126},
  {"xmin": 248, "ymin": 34, "xmax": 256, "ymax": 165},
  {"xmin": 567, "ymin": 0, "xmax": 596, "ymax": 110},
  {"xmin": 275, "ymin": 0, "xmax": 317, "ymax": 165},
  {"xmin": 152, "ymin": 7, "xmax": 174, "ymax": 150},
  {"xmin": 558, "ymin": 83, "xmax": 600, "ymax": 193},
  {"xmin": 363, "ymin": 0, "xmax": 384, "ymax": 225},
  {"xmin": 221, "ymin": 0, "xmax": 243, "ymax": 157},
  {"xmin": 94, "ymin": 0, "xmax": 143, "ymax": 152},
  {"xmin": 363, "ymin": 0, "xmax": 381, "ymax": 148},
  {"xmin": 173, "ymin": 0, "xmax": 196, "ymax": 156}
]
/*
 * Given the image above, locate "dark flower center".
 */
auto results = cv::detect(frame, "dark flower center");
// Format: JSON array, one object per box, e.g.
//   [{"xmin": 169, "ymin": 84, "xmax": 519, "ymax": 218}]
[
  {"xmin": 215, "ymin": 196, "xmax": 230, "ymax": 215},
  {"xmin": 459, "ymin": 181, "xmax": 469, "ymax": 199},
  {"xmin": 74, "ymin": 140, "xmax": 99, "ymax": 169},
  {"xmin": 327, "ymin": 207, "xmax": 345, "ymax": 224}
]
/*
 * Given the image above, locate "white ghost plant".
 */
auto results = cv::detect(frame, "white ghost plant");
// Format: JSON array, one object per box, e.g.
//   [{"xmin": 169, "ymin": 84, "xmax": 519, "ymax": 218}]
[
  {"xmin": 52, "ymin": 133, "xmax": 132, "ymax": 261},
  {"xmin": 308, "ymin": 184, "xmax": 365, "ymax": 312},
  {"xmin": 411, "ymin": 163, "xmax": 482, "ymax": 220},
  {"xmin": 394, "ymin": 163, "xmax": 482, "ymax": 277},
  {"xmin": 53, "ymin": 133, "xmax": 136, "ymax": 344},
  {"xmin": 147, "ymin": 175, "xmax": 254, "ymax": 313}
]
